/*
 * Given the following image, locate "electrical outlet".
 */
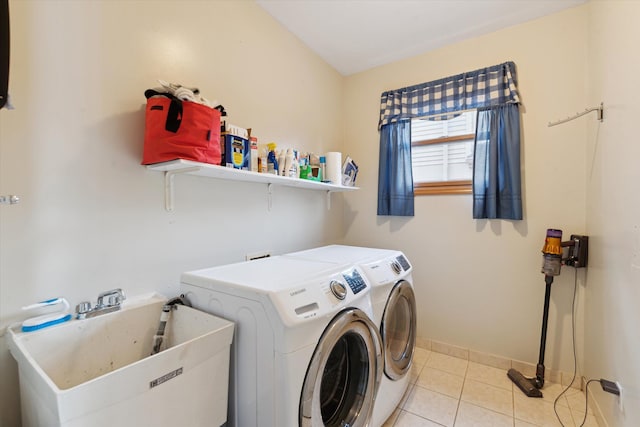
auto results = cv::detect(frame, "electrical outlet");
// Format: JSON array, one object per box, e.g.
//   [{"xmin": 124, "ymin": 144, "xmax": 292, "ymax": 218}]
[
  {"xmin": 601, "ymin": 379, "xmax": 620, "ymax": 395},
  {"xmin": 616, "ymin": 381, "xmax": 624, "ymax": 412}
]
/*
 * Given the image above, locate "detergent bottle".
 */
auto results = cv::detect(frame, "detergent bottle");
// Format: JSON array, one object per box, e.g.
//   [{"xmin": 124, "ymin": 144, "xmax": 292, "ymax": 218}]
[{"xmin": 267, "ymin": 143, "xmax": 278, "ymax": 175}]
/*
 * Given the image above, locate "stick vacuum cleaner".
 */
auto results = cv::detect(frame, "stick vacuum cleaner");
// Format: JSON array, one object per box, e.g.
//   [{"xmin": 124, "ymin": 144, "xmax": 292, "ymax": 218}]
[{"xmin": 508, "ymin": 229, "xmax": 564, "ymax": 398}]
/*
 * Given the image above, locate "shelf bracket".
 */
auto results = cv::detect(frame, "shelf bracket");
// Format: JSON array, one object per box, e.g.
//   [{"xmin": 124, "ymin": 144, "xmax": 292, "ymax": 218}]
[
  {"xmin": 164, "ymin": 167, "xmax": 201, "ymax": 212},
  {"xmin": 267, "ymin": 183, "xmax": 274, "ymax": 211}
]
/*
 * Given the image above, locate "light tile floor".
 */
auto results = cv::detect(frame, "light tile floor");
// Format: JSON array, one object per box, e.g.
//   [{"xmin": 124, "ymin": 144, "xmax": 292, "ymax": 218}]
[{"xmin": 382, "ymin": 348, "xmax": 599, "ymax": 427}]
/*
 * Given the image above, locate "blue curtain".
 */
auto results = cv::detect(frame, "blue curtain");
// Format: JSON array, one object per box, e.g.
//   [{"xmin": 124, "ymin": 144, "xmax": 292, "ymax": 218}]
[
  {"xmin": 377, "ymin": 120, "xmax": 414, "ymax": 216},
  {"xmin": 377, "ymin": 62, "xmax": 521, "ymax": 218},
  {"xmin": 473, "ymin": 104, "xmax": 522, "ymax": 220}
]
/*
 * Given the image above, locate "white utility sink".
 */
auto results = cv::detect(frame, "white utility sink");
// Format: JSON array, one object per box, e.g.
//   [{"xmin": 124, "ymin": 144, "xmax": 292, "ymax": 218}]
[{"xmin": 7, "ymin": 294, "xmax": 234, "ymax": 427}]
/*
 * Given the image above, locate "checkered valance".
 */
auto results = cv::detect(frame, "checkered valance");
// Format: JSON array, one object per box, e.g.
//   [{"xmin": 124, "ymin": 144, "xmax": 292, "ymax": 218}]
[{"xmin": 379, "ymin": 62, "xmax": 520, "ymax": 129}]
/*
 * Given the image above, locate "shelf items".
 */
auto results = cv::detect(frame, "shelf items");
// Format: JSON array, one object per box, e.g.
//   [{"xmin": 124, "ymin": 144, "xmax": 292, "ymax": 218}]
[{"xmin": 147, "ymin": 159, "xmax": 358, "ymax": 211}]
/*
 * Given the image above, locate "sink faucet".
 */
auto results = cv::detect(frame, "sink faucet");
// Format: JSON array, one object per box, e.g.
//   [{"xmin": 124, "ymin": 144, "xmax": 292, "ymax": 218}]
[
  {"xmin": 76, "ymin": 288, "xmax": 126, "ymax": 319},
  {"xmin": 96, "ymin": 288, "xmax": 126, "ymax": 308}
]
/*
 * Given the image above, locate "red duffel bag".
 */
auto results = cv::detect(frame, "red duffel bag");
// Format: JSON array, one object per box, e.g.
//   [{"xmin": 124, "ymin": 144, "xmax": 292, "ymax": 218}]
[{"xmin": 142, "ymin": 95, "xmax": 221, "ymax": 165}]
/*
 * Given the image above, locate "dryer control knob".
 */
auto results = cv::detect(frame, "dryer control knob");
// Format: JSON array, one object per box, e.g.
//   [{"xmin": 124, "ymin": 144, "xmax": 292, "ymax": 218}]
[
  {"xmin": 391, "ymin": 261, "xmax": 403, "ymax": 274},
  {"xmin": 329, "ymin": 280, "xmax": 347, "ymax": 300}
]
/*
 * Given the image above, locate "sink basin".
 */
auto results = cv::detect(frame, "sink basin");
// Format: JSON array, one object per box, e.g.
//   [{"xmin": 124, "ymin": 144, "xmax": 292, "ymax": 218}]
[{"xmin": 7, "ymin": 293, "xmax": 234, "ymax": 427}]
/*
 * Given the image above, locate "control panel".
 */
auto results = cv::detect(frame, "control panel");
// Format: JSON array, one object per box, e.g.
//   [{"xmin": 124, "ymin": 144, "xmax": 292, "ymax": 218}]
[
  {"xmin": 361, "ymin": 252, "xmax": 412, "ymax": 285},
  {"xmin": 396, "ymin": 254, "xmax": 411, "ymax": 271},
  {"xmin": 342, "ymin": 269, "xmax": 367, "ymax": 294},
  {"xmin": 274, "ymin": 266, "xmax": 372, "ymax": 326}
]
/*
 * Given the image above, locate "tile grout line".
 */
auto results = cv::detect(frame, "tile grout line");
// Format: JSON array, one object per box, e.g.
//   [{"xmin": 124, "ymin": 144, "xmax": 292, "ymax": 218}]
[
  {"xmin": 511, "ymin": 380, "xmax": 516, "ymax": 427},
  {"xmin": 450, "ymin": 364, "xmax": 467, "ymax": 427},
  {"xmin": 404, "ymin": 347, "xmax": 593, "ymax": 427}
]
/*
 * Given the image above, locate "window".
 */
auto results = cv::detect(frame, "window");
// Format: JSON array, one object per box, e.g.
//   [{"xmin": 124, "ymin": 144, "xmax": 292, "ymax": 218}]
[{"xmin": 411, "ymin": 111, "xmax": 476, "ymax": 195}]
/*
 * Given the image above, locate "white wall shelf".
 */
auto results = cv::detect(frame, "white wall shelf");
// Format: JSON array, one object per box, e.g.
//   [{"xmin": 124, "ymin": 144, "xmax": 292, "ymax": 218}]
[{"xmin": 147, "ymin": 159, "xmax": 358, "ymax": 211}]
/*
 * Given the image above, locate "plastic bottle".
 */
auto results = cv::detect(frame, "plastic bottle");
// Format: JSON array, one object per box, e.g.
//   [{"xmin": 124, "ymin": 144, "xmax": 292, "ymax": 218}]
[
  {"xmin": 319, "ymin": 156, "xmax": 326, "ymax": 182},
  {"xmin": 284, "ymin": 148, "xmax": 294, "ymax": 178},
  {"xmin": 291, "ymin": 150, "xmax": 299, "ymax": 178},
  {"xmin": 259, "ymin": 147, "xmax": 268, "ymax": 173},
  {"xmin": 267, "ymin": 143, "xmax": 278, "ymax": 175},
  {"xmin": 278, "ymin": 150, "xmax": 286, "ymax": 176},
  {"xmin": 299, "ymin": 157, "xmax": 309, "ymax": 179}
]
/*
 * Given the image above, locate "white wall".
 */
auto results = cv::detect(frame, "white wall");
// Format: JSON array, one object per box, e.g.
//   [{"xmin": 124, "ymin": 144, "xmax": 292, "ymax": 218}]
[
  {"xmin": 0, "ymin": 1, "xmax": 346, "ymax": 426},
  {"xmin": 343, "ymin": 6, "xmax": 589, "ymax": 375},
  {"xmin": 585, "ymin": 1, "xmax": 640, "ymax": 425}
]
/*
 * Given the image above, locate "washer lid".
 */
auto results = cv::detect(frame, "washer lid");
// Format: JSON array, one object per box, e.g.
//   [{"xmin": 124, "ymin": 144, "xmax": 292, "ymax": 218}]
[
  {"xmin": 286, "ymin": 244, "xmax": 398, "ymax": 265},
  {"xmin": 181, "ymin": 256, "xmax": 373, "ymax": 328},
  {"xmin": 182, "ymin": 256, "xmax": 347, "ymax": 293}
]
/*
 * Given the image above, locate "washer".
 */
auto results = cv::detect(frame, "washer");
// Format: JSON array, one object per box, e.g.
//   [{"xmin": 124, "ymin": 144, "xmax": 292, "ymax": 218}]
[
  {"xmin": 285, "ymin": 245, "xmax": 417, "ymax": 427},
  {"xmin": 180, "ymin": 256, "xmax": 383, "ymax": 427}
]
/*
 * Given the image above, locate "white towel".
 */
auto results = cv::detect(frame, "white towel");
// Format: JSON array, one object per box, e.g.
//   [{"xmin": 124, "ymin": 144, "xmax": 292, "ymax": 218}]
[{"xmin": 154, "ymin": 80, "xmax": 215, "ymax": 107}]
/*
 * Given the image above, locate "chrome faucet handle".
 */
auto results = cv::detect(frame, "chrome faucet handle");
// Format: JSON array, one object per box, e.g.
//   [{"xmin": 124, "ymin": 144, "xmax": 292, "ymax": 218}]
[
  {"xmin": 76, "ymin": 301, "xmax": 92, "ymax": 315},
  {"xmin": 96, "ymin": 288, "xmax": 125, "ymax": 308}
]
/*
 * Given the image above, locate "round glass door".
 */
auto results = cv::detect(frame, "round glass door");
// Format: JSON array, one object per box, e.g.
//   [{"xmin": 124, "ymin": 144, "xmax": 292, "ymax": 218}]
[
  {"xmin": 381, "ymin": 280, "xmax": 416, "ymax": 380},
  {"xmin": 299, "ymin": 308, "xmax": 382, "ymax": 427}
]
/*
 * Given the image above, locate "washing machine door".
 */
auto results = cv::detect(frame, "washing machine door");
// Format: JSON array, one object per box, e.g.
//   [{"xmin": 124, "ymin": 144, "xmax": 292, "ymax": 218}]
[
  {"xmin": 381, "ymin": 279, "xmax": 417, "ymax": 380},
  {"xmin": 299, "ymin": 308, "xmax": 383, "ymax": 427}
]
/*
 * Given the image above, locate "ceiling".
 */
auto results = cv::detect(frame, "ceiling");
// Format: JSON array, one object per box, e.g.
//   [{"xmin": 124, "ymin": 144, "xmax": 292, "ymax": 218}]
[{"xmin": 256, "ymin": 0, "xmax": 586, "ymax": 76}]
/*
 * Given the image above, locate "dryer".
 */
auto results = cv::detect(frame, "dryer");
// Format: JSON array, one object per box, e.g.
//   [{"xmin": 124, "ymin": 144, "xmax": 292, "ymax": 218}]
[
  {"xmin": 284, "ymin": 245, "xmax": 417, "ymax": 427},
  {"xmin": 359, "ymin": 251, "xmax": 416, "ymax": 426},
  {"xmin": 180, "ymin": 256, "xmax": 382, "ymax": 427}
]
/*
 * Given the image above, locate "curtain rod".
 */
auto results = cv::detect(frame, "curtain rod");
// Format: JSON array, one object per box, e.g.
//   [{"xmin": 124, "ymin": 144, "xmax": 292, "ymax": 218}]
[
  {"xmin": 415, "ymin": 103, "xmax": 523, "ymax": 121},
  {"xmin": 548, "ymin": 102, "xmax": 604, "ymax": 127},
  {"xmin": 415, "ymin": 107, "xmax": 478, "ymax": 120}
]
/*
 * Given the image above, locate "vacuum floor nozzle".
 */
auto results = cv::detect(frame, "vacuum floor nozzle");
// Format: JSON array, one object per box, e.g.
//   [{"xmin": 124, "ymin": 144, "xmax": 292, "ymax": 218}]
[{"xmin": 508, "ymin": 368, "xmax": 543, "ymax": 398}]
